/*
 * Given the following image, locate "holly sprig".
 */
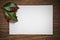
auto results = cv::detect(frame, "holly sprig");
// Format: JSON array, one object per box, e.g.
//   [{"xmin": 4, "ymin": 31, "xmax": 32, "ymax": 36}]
[{"xmin": 2, "ymin": 2, "xmax": 19, "ymax": 22}]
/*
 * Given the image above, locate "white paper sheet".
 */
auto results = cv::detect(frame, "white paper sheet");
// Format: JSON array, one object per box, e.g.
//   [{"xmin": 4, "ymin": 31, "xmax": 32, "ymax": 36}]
[{"xmin": 9, "ymin": 5, "xmax": 53, "ymax": 35}]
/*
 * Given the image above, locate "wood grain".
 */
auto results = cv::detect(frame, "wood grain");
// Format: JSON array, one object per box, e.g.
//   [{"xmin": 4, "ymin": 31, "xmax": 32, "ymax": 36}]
[{"xmin": 0, "ymin": 0, "xmax": 60, "ymax": 40}]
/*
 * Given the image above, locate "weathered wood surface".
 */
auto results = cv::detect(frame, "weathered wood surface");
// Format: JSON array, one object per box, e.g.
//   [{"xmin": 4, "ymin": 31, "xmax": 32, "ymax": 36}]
[{"xmin": 0, "ymin": 0, "xmax": 60, "ymax": 40}]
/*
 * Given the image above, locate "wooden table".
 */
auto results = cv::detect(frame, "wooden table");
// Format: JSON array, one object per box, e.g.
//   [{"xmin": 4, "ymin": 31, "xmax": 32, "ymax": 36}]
[{"xmin": 0, "ymin": 0, "xmax": 60, "ymax": 40}]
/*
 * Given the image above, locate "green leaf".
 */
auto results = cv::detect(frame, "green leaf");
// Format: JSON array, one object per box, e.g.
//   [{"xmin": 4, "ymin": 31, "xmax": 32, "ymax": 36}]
[
  {"xmin": 3, "ymin": 10, "xmax": 18, "ymax": 22},
  {"xmin": 3, "ymin": 10, "xmax": 11, "ymax": 18},
  {"xmin": 3, "ymin": 2, "xmax": 17, "ymax": 12},
  {"xmin": 9, "ymin": 12, "xmax": 18, "ymax": 21}
]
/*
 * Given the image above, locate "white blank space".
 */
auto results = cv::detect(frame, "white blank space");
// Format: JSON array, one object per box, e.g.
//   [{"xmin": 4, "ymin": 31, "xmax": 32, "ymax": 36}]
[{"xmin": 9, "ymin": 5, "xmax": 53, "ymax": 35}]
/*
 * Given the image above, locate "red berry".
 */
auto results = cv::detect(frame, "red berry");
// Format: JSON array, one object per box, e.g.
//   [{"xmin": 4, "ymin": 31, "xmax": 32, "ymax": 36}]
[
  {"xmin": 5, "ymin": 18, "xmax": 11, "ymax": 22},
  {"xmin": 13, "ymin": 7, "xmax": 19, "ymax": 12}
]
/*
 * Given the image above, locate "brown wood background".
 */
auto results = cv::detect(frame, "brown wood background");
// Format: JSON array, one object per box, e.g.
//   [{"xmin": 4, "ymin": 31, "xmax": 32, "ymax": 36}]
[{"xmin": 0, "ymin": 0, "xmax": 60, "ymax": 40}]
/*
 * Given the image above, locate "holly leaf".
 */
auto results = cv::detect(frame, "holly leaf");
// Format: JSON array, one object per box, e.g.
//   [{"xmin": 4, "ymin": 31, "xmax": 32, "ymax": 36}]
[
  {"xmin": 9, "ymin": 12, "xmax": 18, "ymax": 21},
  {"xmin": 3, "ymin": 10, "xmax": 18, "ymax": 22},
  {"xmin": 3, "ymin": 10, "xmax": 11, "ymax": 18},
  {"xmin": 2, "ymin": 2, "xmax": 17, "ymax": 12}
]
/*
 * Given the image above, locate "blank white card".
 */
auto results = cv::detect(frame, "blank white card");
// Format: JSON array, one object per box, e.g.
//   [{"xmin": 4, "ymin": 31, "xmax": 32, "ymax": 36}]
[{"xmin": 9, "ymin": 5, "xmax": 53, "ymax": 35}]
